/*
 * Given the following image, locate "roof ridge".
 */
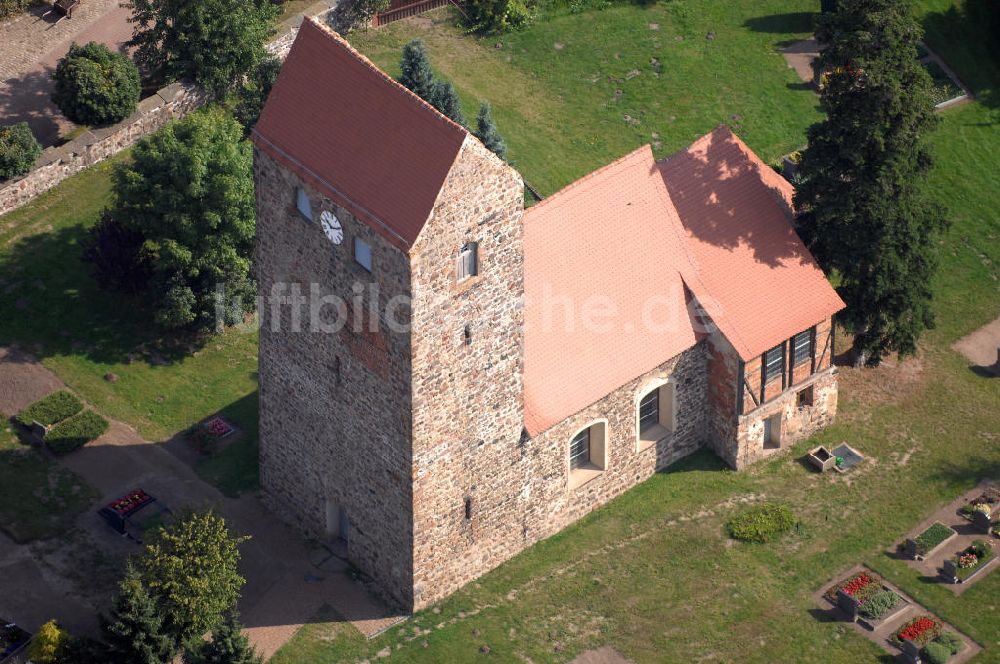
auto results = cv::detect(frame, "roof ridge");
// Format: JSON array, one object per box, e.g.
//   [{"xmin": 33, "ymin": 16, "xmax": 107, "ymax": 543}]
[
  {"xmin": 302, "ymin": 18, "xmax": 468, "ymax": 139},
  {"xmin": 524, "ymin": 144, "xmax": 654, "ymax": 216}
]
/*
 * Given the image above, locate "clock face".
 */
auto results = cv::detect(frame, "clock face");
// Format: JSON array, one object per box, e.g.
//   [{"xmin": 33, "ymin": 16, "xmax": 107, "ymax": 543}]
[{"xmin": 320, "ymin": 210, "xmax": 344, "ymax": 245}]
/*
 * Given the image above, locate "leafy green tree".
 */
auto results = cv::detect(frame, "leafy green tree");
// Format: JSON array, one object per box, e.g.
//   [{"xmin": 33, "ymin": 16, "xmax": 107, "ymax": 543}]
[
  {"xmin": 0, "ymin": 122, "xmax": 41, "ymax": 180},
  {"xmin": 793, "ymin": 0, "xmax": 945, "ymax": 366},
  {"xmin": 124, "ymin": 0, "xmax": 278, "ymax": 96},
  {"xmin": 233, "ymin": 56, "xmax": 282, "ymax": 135},
  {"xmin": 81, "ymin": 211, "xmax": 152, "ymax": 294},
  {"xmin": 473, "ymin": 102, "xmax": 507, "ymax": 160},
  {"xmin": 183, "ymin": 613, "xmax": 263, "ymax": 664},
  {"xmin": 432, "ymin": 81, "xmax": 465, "ymax": 126},
  {"xmin": 108, "ymin": 108, "xmax": 256, "ymax": 331},
  {"xmin": 51, "ymin": 42, "xmax": 140, "ymax": 126},
  {"xmin": 327, "ymin": 0, "xmax": 389, "ymax": 34},
  {"xmin": 138, "ymin": 510, "xmax": 250, "ymax": 644},
  {"xmin": 102, "ymin": 564, "xmax": 175, "ymax": 664},
  {"xmin": 463, "ymin": 0, "xmax": 532, "ymax": 34},
  {"xmin": 398, "ymin": 39, "xmax": 436, "ymax": 101}
]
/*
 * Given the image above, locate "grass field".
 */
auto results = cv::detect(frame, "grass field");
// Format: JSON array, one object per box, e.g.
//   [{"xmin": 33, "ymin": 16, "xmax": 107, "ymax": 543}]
[{"xmin": 0, "ymin": 417, "xmax": 98, "ymax": 543}]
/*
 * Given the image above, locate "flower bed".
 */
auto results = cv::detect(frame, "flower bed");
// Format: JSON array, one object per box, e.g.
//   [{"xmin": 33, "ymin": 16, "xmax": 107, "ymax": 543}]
[
  {"xmin": 825, "ymin": 570, "xmax": 879, "ymax": 603},
  {"xmin": 955, "ymin": 540, "xmax": 995, "ymax": 581},
  {"xmin": 894, "ymin": 615, "xmax": 943, "ymax": 648},
  {"xmin": 914, "ymin": 522, "xmax": 956, "ymax": 556},
  {"xmin": 14, "ymin": 390, "xmax": 83, "ymax": 428},
  {"xmin": 204, "ymin": 415, "xmax": 235, "ymax": 438},
  {"xmin": 107, "ymin": 489, "xmax": 154, "ymax": 517}
]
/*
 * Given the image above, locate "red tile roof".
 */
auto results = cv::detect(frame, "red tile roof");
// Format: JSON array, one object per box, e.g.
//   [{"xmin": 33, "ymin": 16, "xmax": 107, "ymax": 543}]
[
  {"xmin": 522, "ymin": 145, "xmax": 702, "ymax": 436},
  {"xmin": 657, "ymin": 126, "xmax": 845, "ymax": 360},
  {"xmin": 253, "ymin": 19, "xmax": 467, "ymax": 251}
]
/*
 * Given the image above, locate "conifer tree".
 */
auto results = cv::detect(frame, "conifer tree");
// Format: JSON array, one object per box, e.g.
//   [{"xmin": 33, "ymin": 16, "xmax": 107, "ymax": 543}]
[
  {"xmin": 432, "ymin": 80, "xmax": 465, "ymax": 126},
  {"xmin": 793, "ymin": 0, "xmax": 946, "ymax": 366},
  {"xmin": 398, "ymin": 40, "xmax": 436, "ymax": 101},
  {"xmin": 183, "ymin": 613, "xmax": 263, "ymax": 664},
  {"xmin": 102, "ymin": 564, "xmax": 175, "ymax": 664},
  {"xmin": 473, "ymin": 102, "xmax": 507, "ymax": 161}
]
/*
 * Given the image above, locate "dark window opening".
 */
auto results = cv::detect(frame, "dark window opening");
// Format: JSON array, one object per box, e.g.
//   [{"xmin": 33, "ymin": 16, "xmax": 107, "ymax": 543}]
[
  {"xmin": 638, "ymin": 389, "xmax": 659, "ymax": 433},
  {"xmin": 569, "ymin": 428, "xmax": 590, "ymax": 470},
  {"xmin": 333, "ymin": 356, "xmax": 342, "ymax": 385},
  {"xmin": 763, "ymin": 344, "xmax": 785, "ymax": 383},
  {"xmin": 464, "ymin": 497, "xmax": 473, "ymax": 520},
  {"xmin": 797, "ymin": 386, "xmax": 814, "ymax": 408},
  {"xmin": 463, "ymin": 324, "xmax": 472, "ymax": 345},
  {"xmin": 792, "ymin": 329, "xmax": 814, "ymax": 366}
]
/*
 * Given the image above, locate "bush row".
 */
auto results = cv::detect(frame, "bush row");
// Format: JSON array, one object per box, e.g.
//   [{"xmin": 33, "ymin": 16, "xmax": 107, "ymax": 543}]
[
  {"xmin": 45, "ymin": 410, "xmax": 109, "ymax": 454},
  {"xmin": 15, "ymin": 390, "xmax": 83, "ymax": 427}
]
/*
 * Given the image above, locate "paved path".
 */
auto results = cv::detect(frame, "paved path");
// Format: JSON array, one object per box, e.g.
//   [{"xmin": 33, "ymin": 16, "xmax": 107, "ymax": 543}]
[
  {"xmin": 0, "ymin": 346, "xmax": 405, "ymax": 659},
  {"xmin": 0, "ymin": 0, "xmax": 133, "ymax": 145}
]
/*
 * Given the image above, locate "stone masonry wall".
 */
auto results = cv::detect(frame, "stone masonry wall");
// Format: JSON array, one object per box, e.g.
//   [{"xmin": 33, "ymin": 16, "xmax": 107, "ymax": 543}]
[
  {"xmin": 255, "ymin": 147, "xmax": 416, "ymax": 609},
  {"xmin": 408, "ymin": 136, "xmax": 528, "ymax": 610}
]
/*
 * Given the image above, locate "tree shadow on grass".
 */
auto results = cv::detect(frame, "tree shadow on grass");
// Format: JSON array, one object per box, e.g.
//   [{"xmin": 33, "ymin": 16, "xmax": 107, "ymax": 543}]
[
  {"xmin": 0, "ymin": 221, "xmax": 208, "ymax": 366},
  {"xmin": 920, "ymin": 0, "xmax": 1000, "ymax": 109},
  {"xmin": 743, "ymin": 12, "xmax": 816, "ymax": 35}
]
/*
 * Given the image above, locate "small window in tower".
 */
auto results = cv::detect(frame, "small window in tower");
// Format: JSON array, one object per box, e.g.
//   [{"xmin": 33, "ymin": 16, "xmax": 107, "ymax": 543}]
[
  {"xmin": 296, "ymin": 187, "xmax": 313, "ymax": 221},
  {"xmin": 463, "ymin": 324, "xmax": 472, "ymax": 345},
  {"xmin": 457, "ymin": 242, "xmax": 478, "ymax": 281},
  {"xmin": 333, "ymin": 356, "xmax": 342, "ymax": 385},
  {"xmin": 464, "ymin": 497, "xmax": 473, "ymax": 521},
  {"xmin": 354, "ymin": 237, "xmax": 372, "ymax": 272}
]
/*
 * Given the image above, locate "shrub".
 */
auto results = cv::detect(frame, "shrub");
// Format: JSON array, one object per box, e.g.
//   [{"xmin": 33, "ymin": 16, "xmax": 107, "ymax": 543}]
[
  {"xmin": 726, "ymin": 503, "xmax": 795, "ymax": 543},
  {"xmin": 0, "ymin": 0, "xmax": 32, "ymax": 21},
  {"xmin": 474, "ymin": 102, "xmax": 507, "ymax": 161},
  {"xmin": 15, "ymin": 391, "xmax": 83, "ymax": 427},
  {"xmin": 924, "ymin": 641, "xmax": 951, "ymax": 664},
  {"xmin": 233, "ymin": 56, "xmax": 282, "ymax": 135},
  {"xmin": 0, "ymin": 122, "xmax": 42, "ymax": 180},
  {"xmin": 26, "ymin": 620, "xmax": 69, "ymax": 664},
  {"xmin": 328, "ymin": 0, "xmax": 389, "ymax": 33},
  {"xmin": 45, "ymin": 410, "xmax": 109, "ymax": 454},
  {"xmin": 936, "ymin": 632, "xmax": 962, "ymax": 655},
  {"xmin": 860, "ymin": 590, "xmax": 898, "ymax": 620},
  {"xmin": 51, "ymin": 42, "xmax": 141, "ymax": 126},
  {"xmin": 464, "ymin": 0, "xmax": 533, "ymax": 34},
  {"xmin": 914, "ymin": 522, "xmax": 955, "ymax": 555}
]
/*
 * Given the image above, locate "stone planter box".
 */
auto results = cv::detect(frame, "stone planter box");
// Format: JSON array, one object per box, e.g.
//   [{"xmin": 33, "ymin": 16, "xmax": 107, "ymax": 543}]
[
  {"xmin": 831, "ymin": 443, "xmax": 864, "ymax": 473},
  {"xmin": 957, "ymin": 555, "xmax": 999, "ymax": 584},
  {"xmin": 904, "ymin": 523, "xmax": 957, "ymax": 561},
  {"xmin": 808, "ymin": 445, "xmax": 836, "ymax": 472},
  {"xmin": 857, "ymin": 593, "xmax": 911, "ymax": 632}
]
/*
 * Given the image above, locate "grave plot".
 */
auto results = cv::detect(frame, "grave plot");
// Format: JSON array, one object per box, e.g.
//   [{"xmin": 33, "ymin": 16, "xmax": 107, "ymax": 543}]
[
  {"xmin": 895, "ymin": 482, "xmax": 1000, "ymax": 594},
  {"xmin": 815, "ymin": 566, "xmax": 981, "ymax": 663}
]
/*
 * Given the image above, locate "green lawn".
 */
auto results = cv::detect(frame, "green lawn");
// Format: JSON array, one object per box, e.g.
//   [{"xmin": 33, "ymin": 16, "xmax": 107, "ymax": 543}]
[
  {"xmin": 270, "ymin": 1, "xmax": 1000, "ymax": 663},
  {"xmin": 0, "ymin": 418, "xmax": 99, "ymax": 543},
  {"xmin": 0, "ymin": 156, "xmax": 260, "ymax": 495}
]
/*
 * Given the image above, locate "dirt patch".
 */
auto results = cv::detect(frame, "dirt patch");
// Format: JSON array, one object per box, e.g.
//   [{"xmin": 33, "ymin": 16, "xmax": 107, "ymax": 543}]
[
  {"xmin": 572, "ymin": 646, "xmax": 634, "ymax": 663},
  {"xmin": 837, "ymin": 354, "xmax": 925, "ymax": 410},
  {"xmin": 0, "ymin": 346, "xmax": 64, "ymax": 416},
  {"xmin": 953, "ymin": 315, "xmax": 1000, "ymax": 373},
  {"xmin": 781, "ymin": 38, "xmax": 821, "ymax": 84}
]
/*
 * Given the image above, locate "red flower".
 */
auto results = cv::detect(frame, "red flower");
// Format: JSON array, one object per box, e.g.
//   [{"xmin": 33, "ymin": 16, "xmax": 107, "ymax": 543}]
[
  {"xmin": 842, "ymin": 573, "xmax": 872, "ymax": 597},
  {"xmin": 898, "ymin": 617, "xmax": 938, "ymax": 642}
]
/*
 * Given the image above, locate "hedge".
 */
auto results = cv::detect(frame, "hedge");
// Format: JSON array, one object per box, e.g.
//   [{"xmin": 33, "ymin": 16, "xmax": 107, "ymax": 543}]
[
  {"xmin": 0, "ymin": 122, "xmax": 42, "ymax": 181},
  {"xmin": 0, "ymin": 0, "xmax": 32, "ymax": 21},
  {"xmin": 726, "ymin": 503, "xmax": 796, "ymax": 543},
  {"xmin": 51, "ymin": 42, "xmax": 141, "ymax": 126},
  {"xmin": 15, "ymin": 391, "xmax": 83, "ymax": 428},
  {"xmin": 45, "ymin": 410, "xmax": 109, "ymax": 454}
]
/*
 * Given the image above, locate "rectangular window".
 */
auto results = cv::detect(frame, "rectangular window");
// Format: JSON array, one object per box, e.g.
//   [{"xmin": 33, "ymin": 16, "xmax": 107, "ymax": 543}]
[
  {"xmin": 458, "ymin": 242, "xmax": 478, "ymax": 281},
  {"xmin": 792, "ymin": 329, "xmax": 814, "ymax": 366},
  {"xmin": 569, "ymin": 428, "xmax": 590, "ymax": 470},
  {"xmin": 638, "ymin": 389, "xmax": 659, "ymax": 433},
  {"xmin": 354, "ymin": 237, "xmax": 372, "ymax": 272},
  {"xmin": 763, "ymin": 344, "xmax": 784, "ymax": 383},
  {"xmin": 296, "ymin": 188, "xmax": 313, "ymax": 221}
]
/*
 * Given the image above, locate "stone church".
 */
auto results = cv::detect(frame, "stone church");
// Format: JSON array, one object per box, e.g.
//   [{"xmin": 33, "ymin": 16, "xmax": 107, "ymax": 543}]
[{"xmin": 252, "ymin": 18, "xmax": 845, "ymax": 611}]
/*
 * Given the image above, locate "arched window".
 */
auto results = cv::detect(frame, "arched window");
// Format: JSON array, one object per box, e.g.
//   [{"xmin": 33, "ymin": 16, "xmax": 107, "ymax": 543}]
[
  {"xmin": 568, "ymin": 420, "xmax": 607, "ymax": 489},
  {"xmin": 636, "ymin": 380, "xmax": 675, "ymax": 450}
]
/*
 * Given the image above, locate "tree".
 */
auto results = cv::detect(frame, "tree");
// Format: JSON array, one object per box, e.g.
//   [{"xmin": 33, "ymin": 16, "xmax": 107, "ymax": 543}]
[
  {"xmin": 473, "ymin": 102, "xmax": 507, "ymax": 160},
  {"xmin": 81, "ymin": 211, "xmax": 152, "ymax": 293},
  {"xmin": 0, "ymin": 122, "xmax": 41, "ymax": 180},
  {"xmin": 26, "ymin": 620, "xmax": 69, "ymax": 664},
  {"xmin": 327, "ymin": 0, "xmax": 389, "ymax": 34},
  {"xmin": 124, "ymin": 0, "xmax": 278, "ymax": 96},
  {"xmin": 398, "ymin": 40, "xmax": 436, "ymax": 101},
  {"xmin": 137, "ymin": 510, "xmax": 250, "ymax": 644},
  {"xmin": 233, "ymin": 56, "xmax": 282, "ymax": 135},
  {"xmin": 432, "ymin": 81, "xmax": 465, "ymax": 126},
  {"xmin": 102, "ymin": 564, "xmax": 175, "ymax": 664},
  {"xmin": 51, "ymin": 42, "xmax": 140, "ymax": 126},
  {"xmin": 463, "ymin": 0, "xmax": 532, "ymax": 34},
  {"xmin": 108, "ymin": 108, "xmax": 256, "ymax": 331},
  {"xmin": 792, "ymin": 0, "xmax": 945, "ymax": 366},
  {"xmin": 183, "ymin": 613, "xmax": 263, "ymax": 664}
]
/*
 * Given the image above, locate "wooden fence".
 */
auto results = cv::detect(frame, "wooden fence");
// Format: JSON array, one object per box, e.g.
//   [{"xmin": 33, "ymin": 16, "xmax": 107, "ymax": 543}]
[{"xmin": 373, "ymin": 0, "xmax": 454, "ymax": 25}]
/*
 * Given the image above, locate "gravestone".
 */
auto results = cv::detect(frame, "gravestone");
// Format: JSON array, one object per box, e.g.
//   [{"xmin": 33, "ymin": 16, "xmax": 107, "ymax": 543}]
[
  {"xmin": 972, "ymin": 508, "xmax": 993, "ymax": 534},
  {"xmin": 836, "ymin": 588, "xmax": 860, "ymax": 621},
  {"xmin": 904, "ymin": 538, "xmax": 920, "ymax": 560},
  {"xmin": 901, "ymin": 638, "xmax": 922, "ymax": 664},
  {"xmin": 941, "ymin": 559, "xmax": 959, "ymax": 584}
]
